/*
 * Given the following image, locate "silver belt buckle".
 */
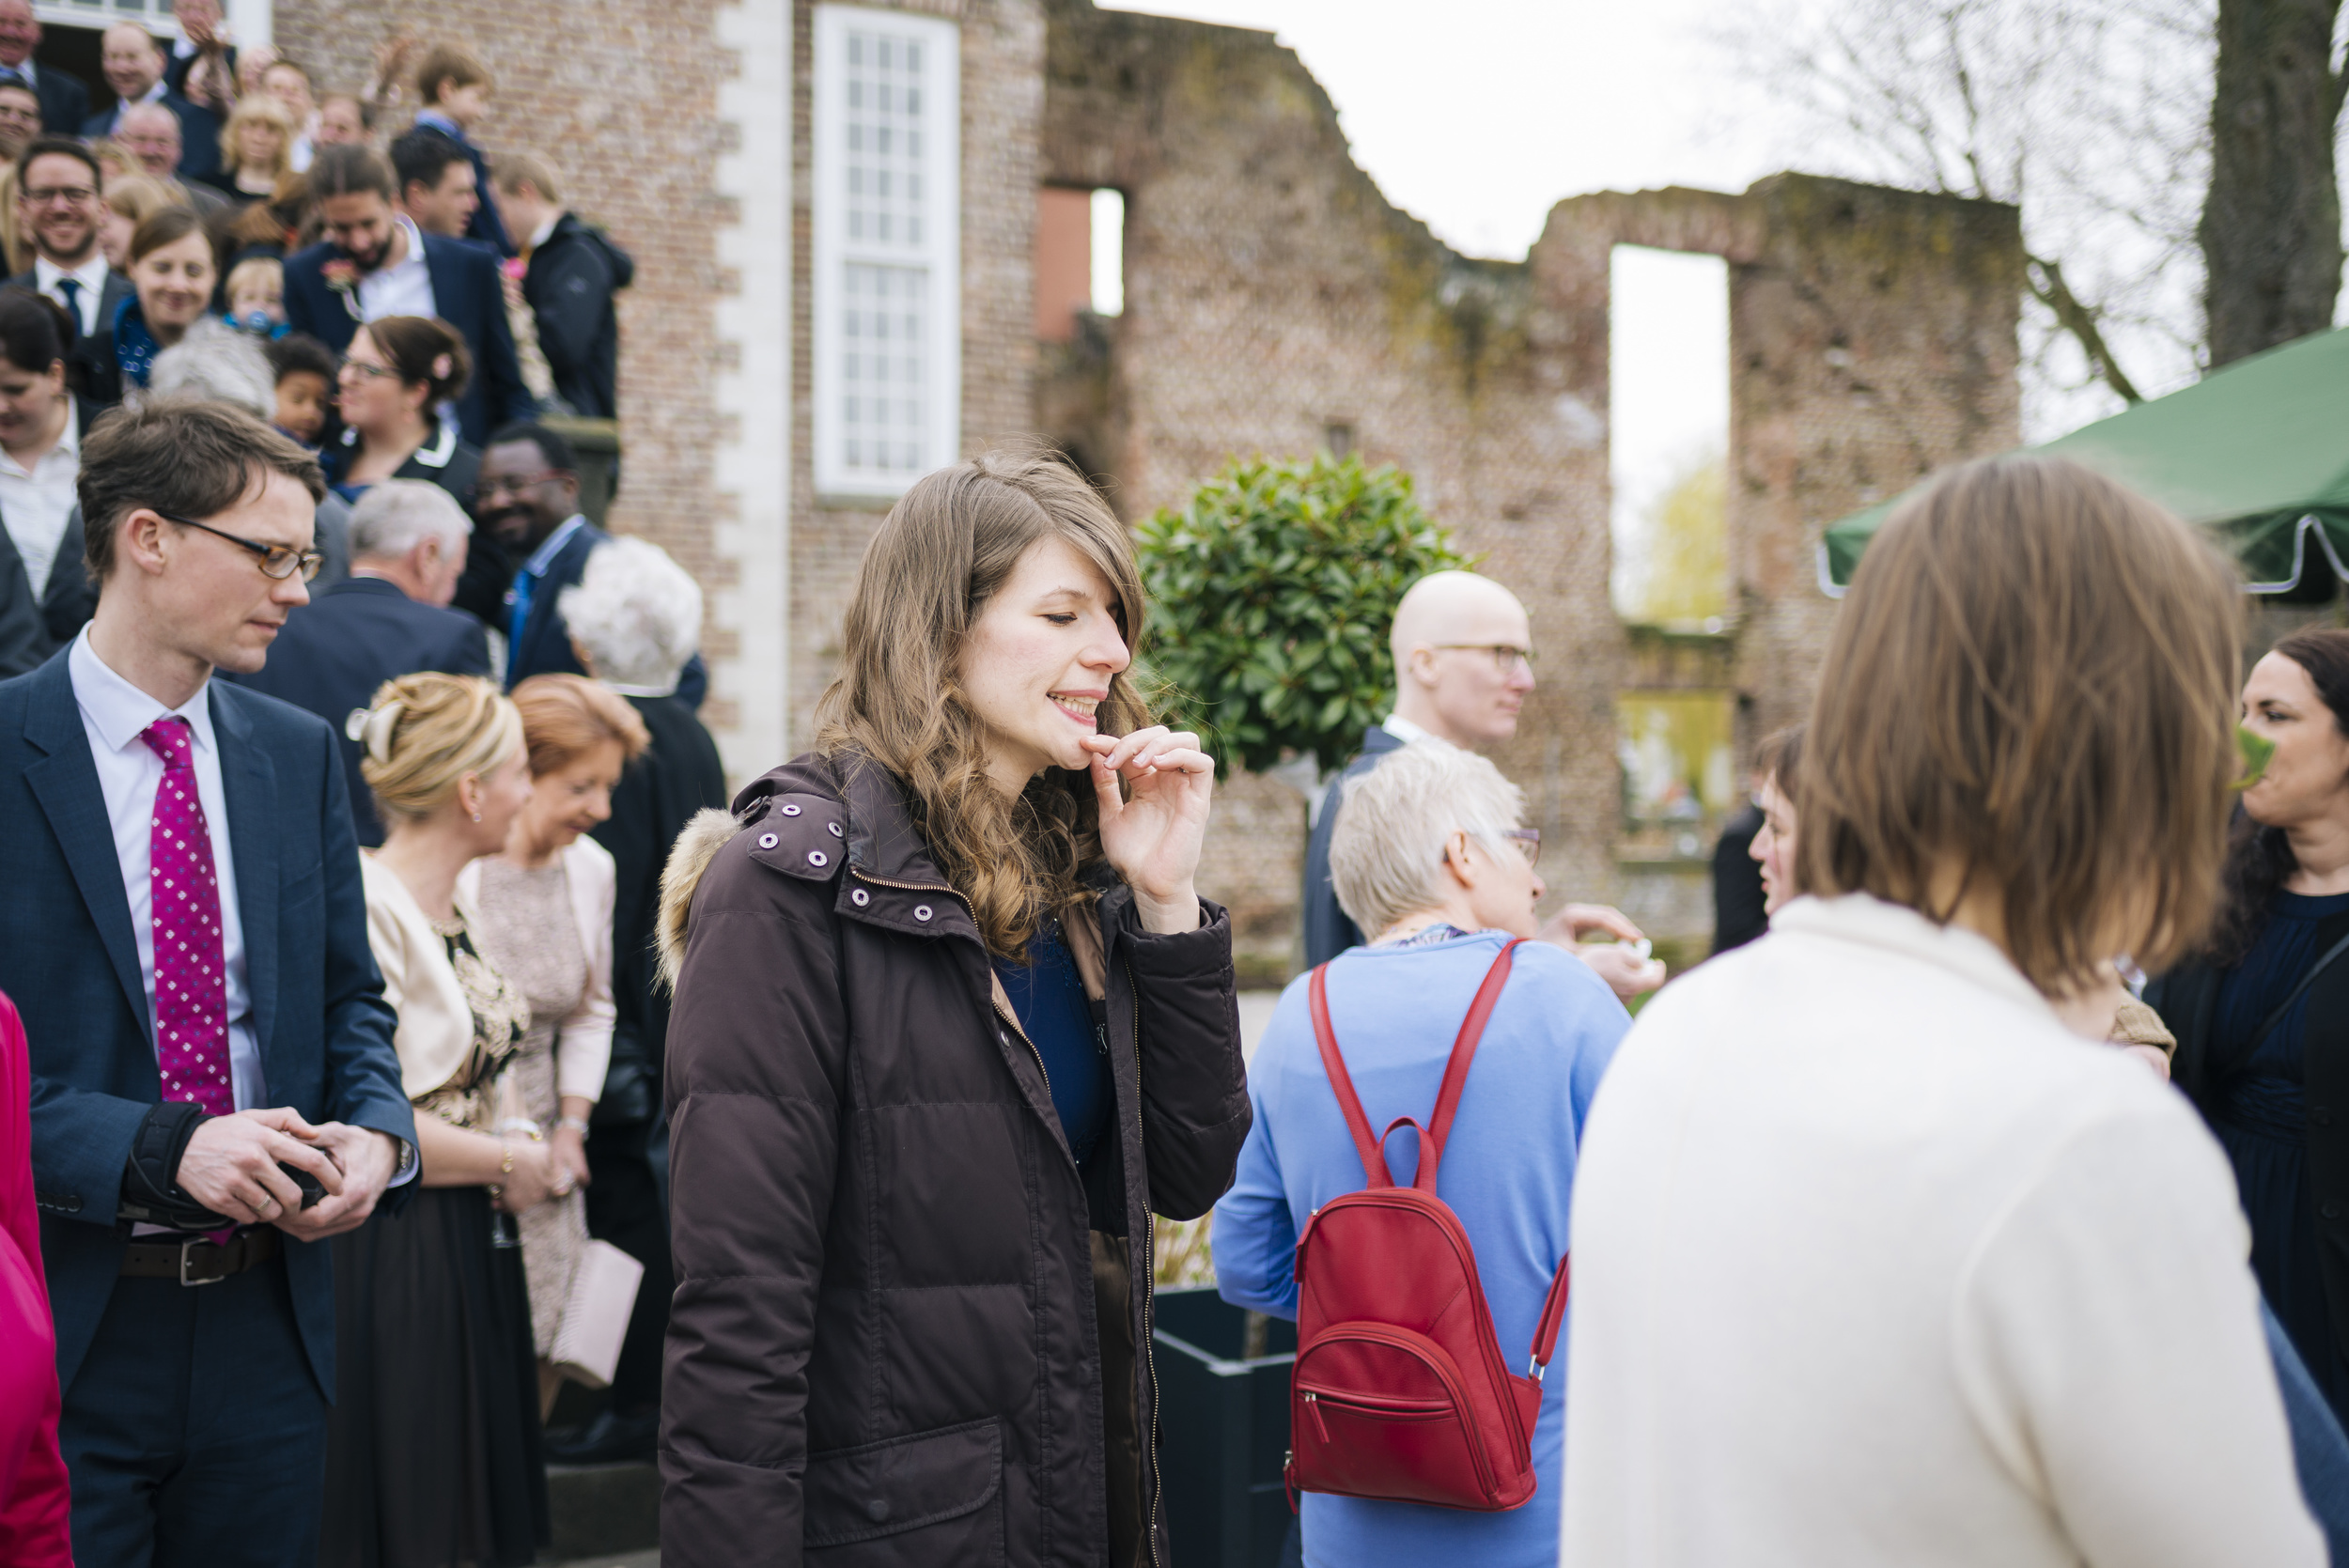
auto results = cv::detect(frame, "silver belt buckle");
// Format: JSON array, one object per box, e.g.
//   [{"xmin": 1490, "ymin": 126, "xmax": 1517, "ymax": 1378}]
[{"xmin": 179, "ymin": 1237, "xmax": 228, "ymax": 1286}]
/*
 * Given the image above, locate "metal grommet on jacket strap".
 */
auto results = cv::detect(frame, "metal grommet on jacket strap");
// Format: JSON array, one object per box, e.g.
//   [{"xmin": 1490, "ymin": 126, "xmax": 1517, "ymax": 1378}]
[
  {"xmin": 781, "ymin": 803, "xmax": 802, "ymax": 815},
  {"xmin": 758, "ymin": 833, "xmax": 779, "ymax": 849},
  {"xmin": 913, "ymin": 905, "xmax": 933, "ymax": 922},
  {"xmin": 828, "ymin": 821, "xmax": 844, "ymax": 837},
  {"xmin": 807, "ymin": 850, "xmax": 829, "ymax": 868},
  {"xmin": 850, "ymin": 888, "xmax": 870, "ymax": 907}
]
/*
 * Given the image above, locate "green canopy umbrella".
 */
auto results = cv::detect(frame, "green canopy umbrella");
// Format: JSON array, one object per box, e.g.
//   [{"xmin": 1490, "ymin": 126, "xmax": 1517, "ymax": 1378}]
[{"xmin": 1820, "ymin": 326, "xmax": 2349, "ymax": 596}]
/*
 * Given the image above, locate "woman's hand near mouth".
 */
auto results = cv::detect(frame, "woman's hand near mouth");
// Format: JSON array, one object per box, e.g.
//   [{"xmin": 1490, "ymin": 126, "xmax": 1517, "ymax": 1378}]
[{"xmin": 1084, "ymin": 725, "xmax": 1213, "ymax": 934}]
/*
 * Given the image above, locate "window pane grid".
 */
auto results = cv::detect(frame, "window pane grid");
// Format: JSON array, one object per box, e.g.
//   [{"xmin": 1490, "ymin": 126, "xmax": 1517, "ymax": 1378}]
[{"xmin": 840, "ymin": 262, "xmax": 927, "ymax": 476}]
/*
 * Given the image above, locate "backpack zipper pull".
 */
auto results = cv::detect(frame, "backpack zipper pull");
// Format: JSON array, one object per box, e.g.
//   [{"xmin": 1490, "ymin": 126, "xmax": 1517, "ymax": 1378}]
[{"xmin": 1303, "ymin": 1390, "xmax": 1330, "ymax": 1444}]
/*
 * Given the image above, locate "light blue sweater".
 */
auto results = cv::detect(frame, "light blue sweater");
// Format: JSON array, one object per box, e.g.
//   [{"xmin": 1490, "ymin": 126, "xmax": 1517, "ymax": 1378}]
[{"xmin": 1212, "ymin": 931, "xmax": 1628, "ymax": 1568}]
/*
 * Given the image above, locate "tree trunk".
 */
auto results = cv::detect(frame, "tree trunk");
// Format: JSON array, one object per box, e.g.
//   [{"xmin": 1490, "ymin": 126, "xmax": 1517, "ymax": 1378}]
[{"xmin": 2199, "ymin": 0, "xmax": 2345, "ymax": 368}]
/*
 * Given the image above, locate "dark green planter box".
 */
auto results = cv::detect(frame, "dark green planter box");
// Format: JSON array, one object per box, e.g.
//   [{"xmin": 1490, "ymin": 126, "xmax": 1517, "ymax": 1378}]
[{"xmin": 1152, "ymin": 1285, "xmax": 1297, "ymax": 1568}]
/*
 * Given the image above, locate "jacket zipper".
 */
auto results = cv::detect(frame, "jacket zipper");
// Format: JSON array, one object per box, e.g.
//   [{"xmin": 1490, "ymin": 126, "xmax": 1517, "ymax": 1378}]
[
  {"xmin": 1130, "ymin": 957, "xmax": 1166, "ymax": 1568},
  {"xmin": 849, "ymin": 868, "xmax": 1061, "ymax": 1122}
]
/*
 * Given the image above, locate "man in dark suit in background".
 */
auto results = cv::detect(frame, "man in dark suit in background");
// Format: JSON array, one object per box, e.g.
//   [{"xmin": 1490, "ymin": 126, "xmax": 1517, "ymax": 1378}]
[
  {"xmin": 0, "ymin": 398, "xmax": 413, "ymax": 1566},
  {"xmin": 81, "ymin": 23, "xmax": 219, "ymax": 182},
  {"xmin": 281, "ymin": 145, "xmax": 532, "ymax": 446},
  {"xmin": 0, "ymin": 0, "xmax": 89, "ymax": 133},
  {"xmin": 8, "ymin": 138, "xmax": 133, "ymax": 355},
  {"xmin": 226, "ymin": 480, "xmax": 490, "ymax": 847}
]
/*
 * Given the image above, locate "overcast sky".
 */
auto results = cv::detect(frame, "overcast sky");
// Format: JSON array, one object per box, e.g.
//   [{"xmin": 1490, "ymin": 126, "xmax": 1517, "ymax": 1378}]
[{"xmin": 1109, "ymin": 0, "xmax": 1777, "ymax": 589}]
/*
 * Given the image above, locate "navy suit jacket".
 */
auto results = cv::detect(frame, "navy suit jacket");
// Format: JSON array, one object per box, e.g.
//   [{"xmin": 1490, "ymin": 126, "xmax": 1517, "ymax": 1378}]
[
  {"xmin": 26, "ymin": 67, "xmax": 89, "ymax": 134},
  {"xmin": 224, "ymin": 577, "xmax": 492, "ymax": 847},
  {"xmin": 0, "ymin": 651, "xmax": 414, "ymax": 1396},
  {"xmin": 1301, "ymin": 722, "xmax": 1408, "ymax": 967},
  {"xmin": 82, "ymin": 90, "xmax": 221, "ymax": 180},
  {"xmin": 281, "ymin": 233, "xmax": 533, "ymax": 446}
]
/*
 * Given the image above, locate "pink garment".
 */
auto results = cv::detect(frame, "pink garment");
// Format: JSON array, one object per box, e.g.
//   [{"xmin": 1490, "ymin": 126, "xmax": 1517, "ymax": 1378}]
[
  {"xmin": 143, "ymin": 718, "xmax": 234, "ymax": 1118},
  {"xmin": 0, "ymin": 989, "xmax": 71, "ymax": 1564}
]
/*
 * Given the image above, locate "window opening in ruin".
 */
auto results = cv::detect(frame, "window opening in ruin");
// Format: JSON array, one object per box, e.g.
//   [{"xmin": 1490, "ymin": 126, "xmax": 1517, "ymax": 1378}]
[
  {"xmin": 1323, "ymin": 422, "xmax": 1354, "ymax": 458},
  {"xmin": 813, "ymin": 5, "xmax": 961, "ymax": 499},
  {"xmin": 1090, "ymin": 188, "xmax": 1124, "ymax": 318},
  {"xmin": 1610, "ymin": 244, "xmax": 1734, "ymax": 868}
]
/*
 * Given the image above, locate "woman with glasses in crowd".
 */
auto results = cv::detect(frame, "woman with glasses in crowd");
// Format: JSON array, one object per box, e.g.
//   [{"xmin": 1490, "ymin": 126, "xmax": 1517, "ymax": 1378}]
[
  {"xmin": 1565, "ymin": 456, "xmax": 2325, "ymax": 1565},
  {"xmin": 321, "ymin": 314, "xmax": 479, "ymax": 508},
  {"xmin": 88, "ymin": 209, "xmax": 217, "ymax": 406},
  {"xmin": 323, "ymin": 672, "xmax": 555, "ymax": 1568},
  {"xmin": 657, "ymin": 445, "xmax": 1250, "ymax": 1566}
]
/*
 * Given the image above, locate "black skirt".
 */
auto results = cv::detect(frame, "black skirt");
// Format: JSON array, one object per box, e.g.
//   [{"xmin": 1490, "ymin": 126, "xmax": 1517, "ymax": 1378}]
[{"xmin": 320, "ymin": 1185, "xmax": 551, "ymax": 1568}]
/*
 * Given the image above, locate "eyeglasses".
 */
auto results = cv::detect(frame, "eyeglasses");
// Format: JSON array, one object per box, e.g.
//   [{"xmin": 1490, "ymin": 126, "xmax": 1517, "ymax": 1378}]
[
  {"xmin": 467, "ymin": 470, "xmax": 565, "ymax": 503},
  {"xmin": 159, "ymin": 512, "xmax": 322, "ymax": 582},
  {"xmin": 1496, "ymin": 827, "xmax": 1541, "ymax": 865},
  {"xmin": 337, "ymin": 358, "xmax": 401, "ymax": 381},
  {"xmin": 21, "ymin": 185, "xmax": 97, "ymax": 207},
  {"xmin": 1432, "ymin": 643, "xmax": 1534, "ymax": 674}
]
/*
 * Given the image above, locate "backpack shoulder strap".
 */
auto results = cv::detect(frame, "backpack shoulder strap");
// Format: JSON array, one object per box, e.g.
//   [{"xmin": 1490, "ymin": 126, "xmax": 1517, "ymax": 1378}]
[
  {"xmin": 1416, "ymin": 938, "xmax": 1525, "ymax": 1193},
  {"xmin": 1309, "ymin": 962, "xmax": 1392, "ymax": 1188}
]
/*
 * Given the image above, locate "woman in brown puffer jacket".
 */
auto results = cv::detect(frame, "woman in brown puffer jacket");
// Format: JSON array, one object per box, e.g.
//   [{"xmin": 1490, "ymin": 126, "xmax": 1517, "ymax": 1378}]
[{"xmin": 656, "ymin": 447, "xmax": 1251, "ymax": 1568}]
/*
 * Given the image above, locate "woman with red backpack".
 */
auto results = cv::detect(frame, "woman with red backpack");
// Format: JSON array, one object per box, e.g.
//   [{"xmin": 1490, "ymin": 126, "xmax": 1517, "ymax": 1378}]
[{"xmin": 1213, "ymin": 738, "xmax": 1631, "ymax": 1565}]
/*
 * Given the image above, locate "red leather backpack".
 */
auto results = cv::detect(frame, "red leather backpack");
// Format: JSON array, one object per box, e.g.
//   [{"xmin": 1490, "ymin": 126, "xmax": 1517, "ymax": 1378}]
[{"xmin": 1285, "ymin": 939, "xmax": 1571, "ymax": 1513}]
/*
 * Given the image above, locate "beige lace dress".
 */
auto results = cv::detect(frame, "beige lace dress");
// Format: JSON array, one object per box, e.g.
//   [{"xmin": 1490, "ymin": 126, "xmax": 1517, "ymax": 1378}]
[{"xmin": 470, "ymin": 856, "xmax": 593, "ymax": 1358}]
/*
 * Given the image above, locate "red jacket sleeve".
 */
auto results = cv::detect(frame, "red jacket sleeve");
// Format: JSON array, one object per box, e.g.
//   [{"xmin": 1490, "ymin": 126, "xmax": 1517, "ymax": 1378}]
[{"xmin": 0, "ymin": 991, "xmax": 72, "ymax": 1566}]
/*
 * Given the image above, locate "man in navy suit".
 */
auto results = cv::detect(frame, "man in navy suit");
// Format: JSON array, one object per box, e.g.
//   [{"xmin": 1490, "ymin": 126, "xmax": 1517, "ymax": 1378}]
[
  {"xmin": 0, "ymin": 0, "xmax": 89, "ymax": 133},
  {"xmin": 281, "ymin": 145, "xmax": 531, "ymax": 446},
  {"xmin": 81, "ymin": 23, "xmax": 219, "ymax": 181},
  {"xmin": 227, "ymin": 479, "xmax": 490, "ymax": 847},
  {"xmin": 0, "ymin": 397, "xmax": 415, "ymax": 1567}
]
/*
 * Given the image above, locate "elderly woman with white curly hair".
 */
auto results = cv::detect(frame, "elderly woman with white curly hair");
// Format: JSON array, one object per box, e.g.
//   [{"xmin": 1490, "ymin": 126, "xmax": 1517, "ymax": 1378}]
[
  {"xmin": 1212, "ymin": 739, "xmax": 1632, "ymax": 1568},
  {"xmin": 537, "ymin": 535, "xmax": 728, "ymax": 1465}
]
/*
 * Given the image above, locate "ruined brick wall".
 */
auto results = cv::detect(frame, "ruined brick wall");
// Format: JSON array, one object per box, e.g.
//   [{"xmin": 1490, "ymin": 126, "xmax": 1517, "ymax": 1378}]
[
  {"xmin": 1041, "ymin": 0, "xmax": 1625, "ymax": 981},
  {"xmin": 786, "ymin": 0, "xmax": 1047, "ymax": 751},
  {"xmin": 276, "ymin": 0, "xmax": 739, "ymax": 725}
]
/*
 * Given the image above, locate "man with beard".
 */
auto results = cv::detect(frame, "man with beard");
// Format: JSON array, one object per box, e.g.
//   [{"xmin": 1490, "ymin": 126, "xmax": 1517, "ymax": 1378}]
[
  {"xmin": 6, "ymin": 139, "xmax": 132, "ymax": 354},
  {"xmin": 81, "ymin": 23, "xmax": 218, "ymax": 181},
  {"xmin": 281, "ymin": 145, "xmax": 531, "ymax": 446},
  {"xmin": 467, "ymin": 424, "xmax": 703, "ymax": 706},
  {"xmin": 0, "ymin": 0, "xmax": 88, "ymax": 134}
]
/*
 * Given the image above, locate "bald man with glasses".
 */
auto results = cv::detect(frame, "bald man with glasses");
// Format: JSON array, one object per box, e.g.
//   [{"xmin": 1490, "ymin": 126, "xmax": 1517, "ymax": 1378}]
[
  {"xmin": 1301, "ymin": 570, "xmax": 1667, "ymax": 1000},
  {"xmin": 0, "ymin": 397, "xmax": 413, "ymax": 1567}
]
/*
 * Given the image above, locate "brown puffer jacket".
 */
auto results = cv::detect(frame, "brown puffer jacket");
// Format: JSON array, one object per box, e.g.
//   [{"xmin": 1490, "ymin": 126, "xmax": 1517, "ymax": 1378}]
[{"xmin": 656, "ymin": 752, "xmax": 1251, "ymax": 1567}]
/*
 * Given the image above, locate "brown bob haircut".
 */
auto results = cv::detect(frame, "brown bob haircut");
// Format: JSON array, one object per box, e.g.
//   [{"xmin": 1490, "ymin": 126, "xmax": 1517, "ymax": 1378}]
[
  {"xmin": 80, "ymin": 397, "xmax": 326, "ymax": 585},
  {"xmin": 415, "ymin": 44, "xmax": 492, "ymax": 106},
  {"xmin": 814, "ymin": 444, "xmax": 1152, "ymax": 961},
  {"xmin": 1796, "ymin": 454, "xmax": 2242, "ymax": 994},
  {"xmin": 509, "ymin": 673, "xmax": 649, "ymax": 778}
]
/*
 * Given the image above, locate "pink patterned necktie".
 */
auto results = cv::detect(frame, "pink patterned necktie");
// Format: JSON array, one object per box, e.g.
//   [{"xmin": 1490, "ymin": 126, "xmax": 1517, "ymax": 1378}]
[{"xmin": 141, "ymin": 717, "xmax": 233, "ymax": 1118}]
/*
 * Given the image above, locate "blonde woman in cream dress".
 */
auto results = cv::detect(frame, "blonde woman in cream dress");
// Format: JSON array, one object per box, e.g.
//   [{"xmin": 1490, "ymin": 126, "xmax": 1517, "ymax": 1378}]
[{"xmin": 459, "ymin": 673, "xmax": 646, "ymax": 1412}]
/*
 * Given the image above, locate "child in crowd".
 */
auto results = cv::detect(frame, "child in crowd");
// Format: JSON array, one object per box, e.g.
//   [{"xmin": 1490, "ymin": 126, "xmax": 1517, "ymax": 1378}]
[
  {"xmin": 225, "ymin": 256, "xmax": 288, "ymax": 335},
  {"xmin": 266, "ymin": 333, "xmax": 337, "ymax": 446}
]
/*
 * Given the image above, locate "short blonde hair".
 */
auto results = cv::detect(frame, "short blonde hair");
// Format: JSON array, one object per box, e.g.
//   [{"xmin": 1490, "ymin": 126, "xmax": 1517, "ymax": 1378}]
[
  {"xmin": 357, "ymin": 673, "xmax": 522, "ymax": 826},
  {"xmin": 1799, "ymin": 454, "xmax": 2242, "ymax": 991},
  {"xmin": 509, "ymin": 674, "xmax": 649, "ymax": 779},
  {"xmin": 225, "ymin": 256, "xmax": 283, "ymax": 305},
  {"xmin": 494, "ymin": 150, "xmax": 563, "ymax": 205},
  {"xmin": 1329, "ymin": 741, "xmax": 1526, "ymax": 938},
  {"xmin": 217, "ymin": 94, "xmax": 297, "ymax": 180}
]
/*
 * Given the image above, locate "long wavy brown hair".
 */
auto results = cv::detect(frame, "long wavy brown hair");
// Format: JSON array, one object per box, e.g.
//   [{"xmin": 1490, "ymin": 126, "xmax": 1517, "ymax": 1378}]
[{"xmin": 814, "ymin": 445, "xmax": 1154, "ymax": 960}]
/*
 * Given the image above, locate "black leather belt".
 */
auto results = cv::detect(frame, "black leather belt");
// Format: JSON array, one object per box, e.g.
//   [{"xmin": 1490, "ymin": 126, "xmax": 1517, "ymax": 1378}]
[{"xmin": 119, "ymin": 1228, "xmax": 281, "ymax": 1286}]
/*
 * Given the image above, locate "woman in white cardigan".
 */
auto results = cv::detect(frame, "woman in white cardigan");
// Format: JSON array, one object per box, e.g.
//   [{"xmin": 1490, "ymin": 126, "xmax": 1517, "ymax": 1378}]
[
  {"xmin": 460, "ymin": 674, "xmax": 646, "ymax": 1413},
  {"xmin": 1563, "ymin": 456, "xmax": 2325, "ymax": 1567}
]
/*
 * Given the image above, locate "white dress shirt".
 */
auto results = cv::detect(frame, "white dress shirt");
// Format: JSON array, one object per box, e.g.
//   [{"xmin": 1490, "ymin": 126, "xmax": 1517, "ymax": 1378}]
[
  {"xmin": 1379, "ymin": 711, "xmax": 1439, "ymax": 746},
  {"xmin": 68, "ymin": 628, "xmax": 262, "ymax": 1110},
  {"xmin": 34, "ymin": 254, "xmax": 111, "ymax": 339},
  {"xmin": 0, "ymin": 397, "xmax": 80, "ymax": 593},
  {"xmin": 103, "ymin": 78, "xmax": 169, "ymax": 137},
  {"xmin": 358, "ymin": 214, "xmax": 438, "ymax": 322}
]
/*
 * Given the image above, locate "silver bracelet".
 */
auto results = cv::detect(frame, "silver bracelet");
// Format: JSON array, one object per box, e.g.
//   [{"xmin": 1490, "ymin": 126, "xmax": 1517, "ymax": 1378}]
[{"xmin": 555, "ymin": 1115, "xmax": 592, "ymax": 1135}]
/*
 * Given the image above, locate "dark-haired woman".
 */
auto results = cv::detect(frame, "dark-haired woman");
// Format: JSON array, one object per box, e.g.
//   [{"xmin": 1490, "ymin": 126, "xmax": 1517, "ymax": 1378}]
[
  {"xmin": 2152, "ymin": 628, "xmax": 2349, "ymax": 1429},
  {"xmin": 659, "ymin": 447, "xmax": 1251, "ymax": 1566},
  {"xmin": 88, "ymin": 208, "xmax": 218, "ymax": 406},
  {"xmin": 323, "ymin": 315, "xmax": 480, "ymax": 507},
  {"xmin": 0, "ymin": 289, "xmax": 97, "ymax": 657}
]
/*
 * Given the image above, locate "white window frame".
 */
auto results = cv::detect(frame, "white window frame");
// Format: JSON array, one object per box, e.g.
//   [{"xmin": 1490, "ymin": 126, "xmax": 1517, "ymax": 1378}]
[
  {"xmin": 812, "ymin": 3, "xmax": 959, "ymax": 500},
  {"xmin": 32, "ymin": 0, "xmax": 272, "ymax": 45}
]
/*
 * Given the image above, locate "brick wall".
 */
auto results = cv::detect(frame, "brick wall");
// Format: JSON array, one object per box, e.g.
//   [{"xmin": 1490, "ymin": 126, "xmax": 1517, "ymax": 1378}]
[{"xmin": 278, "ymin": 0, "xmax": 739, "ymax": 724}]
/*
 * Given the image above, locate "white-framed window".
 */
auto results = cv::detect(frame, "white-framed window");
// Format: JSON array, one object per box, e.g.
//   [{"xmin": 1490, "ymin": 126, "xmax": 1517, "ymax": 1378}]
[
  {"xmin": 31, "ymin": 0, "xmax": 272, "ymax": 45},
  {"xmin": 812, "ymin": 4, "xmax": 959, "ymax": 499}
]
